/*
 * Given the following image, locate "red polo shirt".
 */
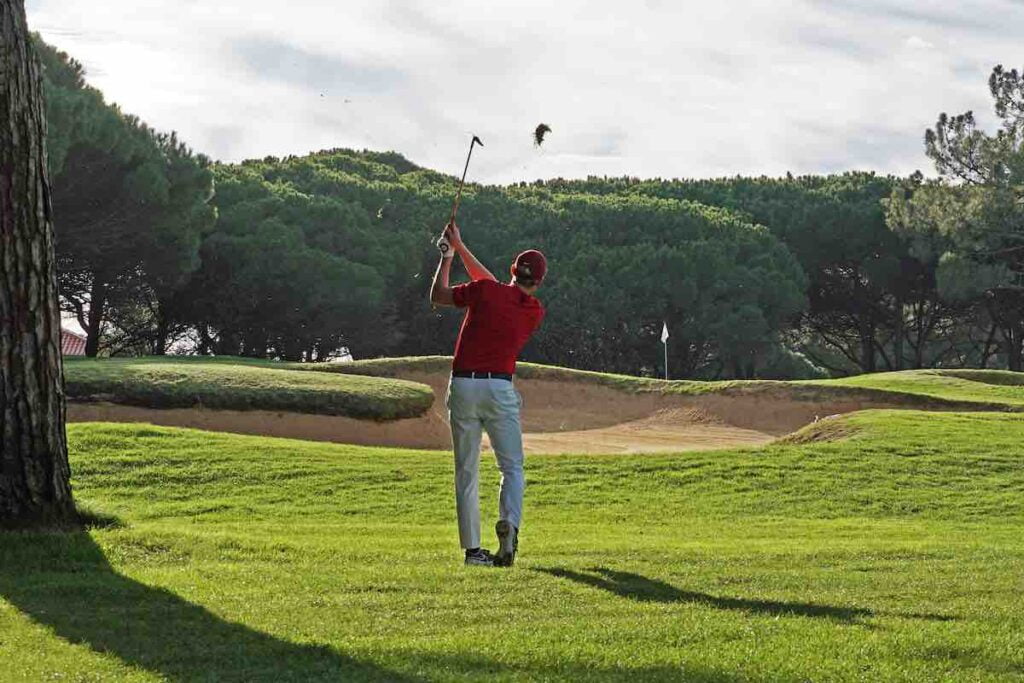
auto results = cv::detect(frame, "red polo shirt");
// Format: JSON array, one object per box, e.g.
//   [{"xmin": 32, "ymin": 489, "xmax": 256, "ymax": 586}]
[{"xmin": 451, "ymin": 279, "xmax": 545, "ymax": 374}]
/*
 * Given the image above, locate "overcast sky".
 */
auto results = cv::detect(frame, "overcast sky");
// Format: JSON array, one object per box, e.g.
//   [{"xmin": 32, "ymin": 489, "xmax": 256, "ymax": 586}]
[{"xmin": 24, "ymin": 0, "xmax": 1024, "ymax": 184}]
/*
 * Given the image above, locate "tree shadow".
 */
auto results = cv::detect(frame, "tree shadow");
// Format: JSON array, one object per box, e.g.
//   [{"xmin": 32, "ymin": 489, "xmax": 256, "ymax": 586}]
[
  {"xmin": 0, "ymin": 530, "xmax": 419, "ymax": 682},
  {"xmin": 534, "ymin": 567, "xmax": 956, "ymax": 626}
]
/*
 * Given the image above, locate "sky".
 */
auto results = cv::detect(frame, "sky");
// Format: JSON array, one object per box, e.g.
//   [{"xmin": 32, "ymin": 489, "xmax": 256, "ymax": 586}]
[{"xmin": 24, "ymin": 0, "xmax": 1024, "ymax": 185}]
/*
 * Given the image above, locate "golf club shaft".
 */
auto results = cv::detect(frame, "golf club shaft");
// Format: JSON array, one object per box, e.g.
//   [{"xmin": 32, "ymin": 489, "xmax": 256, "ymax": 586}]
[{"xmin": 449, "ymin": 139, "xmax": 478, "ymax": 223}]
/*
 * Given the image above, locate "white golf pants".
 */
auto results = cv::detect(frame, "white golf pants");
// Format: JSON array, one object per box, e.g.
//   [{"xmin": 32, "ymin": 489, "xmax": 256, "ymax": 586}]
[{"xmin": 447, "ymin": 376, "xmax": 525, "ymax": 550}]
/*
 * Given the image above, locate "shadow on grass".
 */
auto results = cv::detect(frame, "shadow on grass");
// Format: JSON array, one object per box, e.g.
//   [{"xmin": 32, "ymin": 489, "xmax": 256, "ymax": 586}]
[
  {"xmin": 534, "ymin": 567, "xmax": 955, "ymax": 626},
  {"xmin": 399, "ymin": 652, "xmax": 745, "ymax": 682},
  {"xmin": 0, "ymin": 531, "xmax": 418, "ymax": 682}
]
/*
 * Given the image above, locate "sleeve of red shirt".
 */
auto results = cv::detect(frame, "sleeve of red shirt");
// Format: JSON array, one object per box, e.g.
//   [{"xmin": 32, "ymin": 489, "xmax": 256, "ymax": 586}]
[
  {"xmin": 533, "ymin": 306, "xmax": 546, "ymax": 333},
  {"xmin": 451, "ymin": 279, "xmax": 488, "ymax": 308}
]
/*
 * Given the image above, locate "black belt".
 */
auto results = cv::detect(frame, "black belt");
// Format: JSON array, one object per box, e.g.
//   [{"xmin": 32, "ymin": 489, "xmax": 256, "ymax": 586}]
[{"xmin": 452, "ymin": 371, "xmax": 513, "ymax": 381}]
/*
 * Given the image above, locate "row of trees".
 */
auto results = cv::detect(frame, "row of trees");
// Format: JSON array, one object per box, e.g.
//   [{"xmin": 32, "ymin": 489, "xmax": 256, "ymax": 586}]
[
  {"xmin": 195, "ymin": 158, "xmax": 810, "ymax": 377},
  {"xmin": 38, "ymin": 36, "xmax": 809, "ymax": 377},
  {"xmin": 534, "ymin": 73, "xmax": 1024, "ymax": 375},
  {"xmin": 39, "ymin": 33, "xmax": 1024, "ymax": 377},
  {"xmin": 887, "ymin": 65, "xmax": 1024, "ymax": 371},
  {"xmin": 39, "ymin": 39, "xmax": 216, "ymax": 357}
]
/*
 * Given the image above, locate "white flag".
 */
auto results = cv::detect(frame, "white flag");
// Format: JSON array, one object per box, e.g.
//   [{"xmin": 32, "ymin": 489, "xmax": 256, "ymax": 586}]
[{"xmin": 661, "ymin": 321, "xmax": 669, "ymax": 343}]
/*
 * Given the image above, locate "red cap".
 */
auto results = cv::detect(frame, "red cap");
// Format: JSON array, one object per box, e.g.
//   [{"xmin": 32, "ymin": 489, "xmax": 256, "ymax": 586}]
[{"xmin": 513, "ymin": 249, "xmax": 547, "ymax": 284}]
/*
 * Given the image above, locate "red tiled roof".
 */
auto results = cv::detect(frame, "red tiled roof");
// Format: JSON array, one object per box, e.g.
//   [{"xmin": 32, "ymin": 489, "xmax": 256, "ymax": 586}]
[{"xmin": 61, "ymin": 329, "xmax": 87, "ymax": 356}]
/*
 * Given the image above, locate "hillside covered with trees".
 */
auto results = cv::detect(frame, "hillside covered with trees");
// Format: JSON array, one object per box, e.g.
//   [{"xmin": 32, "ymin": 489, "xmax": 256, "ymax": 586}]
[{"xmin": 37, "ymin": 37, "xmax": 1024, "ymax": 378}]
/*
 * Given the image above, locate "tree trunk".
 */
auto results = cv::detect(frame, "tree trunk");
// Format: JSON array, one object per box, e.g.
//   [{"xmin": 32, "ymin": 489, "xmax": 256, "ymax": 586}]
[
  {"xmin": 1005, "ymin": 327, "xmax": 1023, "ymax": 372},
  {"xmin": 213, "ymin": 330, "xmax": 240, "ymax": 356},
  {"xmin": 893, "ymin": 295, "xmax": 904, "ymax": 371},
  {"xmin": 153, "ymin": 331, "xmax": 167, "ymax": 356},
  {"xmin": 242, "ymin": 331, "xmax": 267, "ymax": 358},
  {"xmin": 280, "ymin": 338, "xmax": 302, "ymax": 362},
  {"xmin": 980, "ymin": 322, "xmax": 998, "ymax": 369},
  {"xmin": 913, "ymin": 300, "xmax": 927, "ymax": 369},
  {"xmin": 196, "ymin": 325, "xmax": 217, "ymax": 355},
  {"xmin": 83, "ymin": 277, "xmax": 105, "ymax": 357},
  {"xmin": 859, "ymin": 320, "xmax": 876, "ymax": 373},
  {"xmin": 153, "ymin": 307, "xmax": 169, "ymax": 355},
  {"xmin": 0, "ymin": 0, "xmax": 75, "ymax": 526}
]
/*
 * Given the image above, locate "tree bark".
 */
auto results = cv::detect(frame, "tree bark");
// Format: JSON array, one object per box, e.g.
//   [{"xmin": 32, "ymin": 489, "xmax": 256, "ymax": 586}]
[{"xmin": 0, "ymin": 0, "xmax": 75, "ymax": 526}]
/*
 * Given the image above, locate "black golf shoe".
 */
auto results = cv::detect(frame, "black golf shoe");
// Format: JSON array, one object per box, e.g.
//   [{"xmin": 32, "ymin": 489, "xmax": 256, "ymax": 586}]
[
  {"xmin": 464, "ymin": 548, "xmax": 495, "ymax": 567},
  {"xmin": 493, "ymin": 520, "xmax": 518, "ymax": 567}
]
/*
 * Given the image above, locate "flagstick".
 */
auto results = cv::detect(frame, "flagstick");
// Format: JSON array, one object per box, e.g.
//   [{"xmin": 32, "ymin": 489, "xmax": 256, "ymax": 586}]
[
  {"xmin": 664, "ymin": 338, "xmax": 669, "ymax": 381},
  {"xmin": 661, "ymin": 321, "xmax": 670, "ymax": 381}
]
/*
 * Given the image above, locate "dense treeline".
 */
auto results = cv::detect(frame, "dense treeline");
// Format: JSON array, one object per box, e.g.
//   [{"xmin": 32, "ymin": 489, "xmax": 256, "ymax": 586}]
[
  {"xmin": 37, "ymin": 36, "xmax": 1024, "ymax": 377},
  {"xmin": 199, "ymin": 157, "xmax": 808, "ymax": 377},
  {"xmin": 531, "ymin": 173, "xmax": 939, "ymax": 374},
  {"xmin": 38, "ymin": 39, "xmax": 215, "ymax": 357}
]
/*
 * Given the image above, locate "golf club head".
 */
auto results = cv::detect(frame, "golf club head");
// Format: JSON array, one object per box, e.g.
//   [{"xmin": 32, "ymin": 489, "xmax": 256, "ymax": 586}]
[{"xmin": 472, "ymin": 135, "xmax": 483, "ymax": 147}]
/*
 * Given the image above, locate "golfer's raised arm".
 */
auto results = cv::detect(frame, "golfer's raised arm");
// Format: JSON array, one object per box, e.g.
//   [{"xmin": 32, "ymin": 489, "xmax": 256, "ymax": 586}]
[
  {"xmin": 448, "ymin": 222, "xmax": 496, "ymax": 282},
  {"xmin": 430, "ymin": 229, "xmax": 456, "ymax": 307}
]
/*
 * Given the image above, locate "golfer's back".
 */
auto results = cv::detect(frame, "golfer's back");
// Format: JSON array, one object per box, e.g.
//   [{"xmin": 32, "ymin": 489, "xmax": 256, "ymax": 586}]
[{"xmin": 451, "ymin": 279, "xmax": 544, "ymax": 374}]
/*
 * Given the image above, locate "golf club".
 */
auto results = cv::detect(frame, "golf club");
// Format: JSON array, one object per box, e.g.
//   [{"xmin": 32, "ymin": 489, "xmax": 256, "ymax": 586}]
[
  {"xmin": 450, "ymin": 134, "xmax": 483, "ymax": 224},
  {"xmin": 438, "ymin": 135, "xmax": 483, "ymax": 258}
]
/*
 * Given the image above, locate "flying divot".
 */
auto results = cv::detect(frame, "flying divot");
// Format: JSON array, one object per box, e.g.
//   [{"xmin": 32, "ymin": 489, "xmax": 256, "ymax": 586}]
[{"xmin": 534, "ymin": 123, "xmax": 551, "ymax": 147}]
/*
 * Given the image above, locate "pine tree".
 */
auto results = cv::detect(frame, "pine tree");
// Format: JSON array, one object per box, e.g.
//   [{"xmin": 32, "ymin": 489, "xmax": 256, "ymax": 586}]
[{"xmin": 0, "ymin": 0, "xmax": 75, "ymax": 526}]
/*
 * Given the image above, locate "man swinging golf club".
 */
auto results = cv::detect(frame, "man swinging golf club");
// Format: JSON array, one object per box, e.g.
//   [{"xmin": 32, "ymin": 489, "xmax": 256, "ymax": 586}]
[{"xmin": 430, "ymin": 221, "xmax": 546, "ymax": 567}]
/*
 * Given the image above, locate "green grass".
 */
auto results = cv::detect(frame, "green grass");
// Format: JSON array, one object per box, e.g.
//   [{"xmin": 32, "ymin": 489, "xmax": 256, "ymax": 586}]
[
  {"xmin": 63, "ymin": 357, "xmax": 433, "ymax": 420},
  {"xmin": 2, "ymin": 413, "xmax": 1023, "ymax": 681},
  {"xmin": 325, "ymin": 356, "xmax": 1019, "ymax": 410},
  {"xmin": 939, "ymin": 369, "xmax": 1024, "ymax": 386},
  {"xmin": 325, "ymin": 354, "xmax": 736, "ymax": 392},
  {"xmin": 64, "ymin": 356, "xmax": 1024, "ymax": 423},
  {"xmin": 819, "ymin": 369, "xmax": 1024, "ymax": 407}
]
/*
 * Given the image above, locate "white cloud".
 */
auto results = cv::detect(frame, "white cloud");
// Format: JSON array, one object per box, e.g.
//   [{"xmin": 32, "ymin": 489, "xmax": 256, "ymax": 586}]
[{"xmin": 24, "ymin": 0, "xmax": 1024, "ymax": 183}]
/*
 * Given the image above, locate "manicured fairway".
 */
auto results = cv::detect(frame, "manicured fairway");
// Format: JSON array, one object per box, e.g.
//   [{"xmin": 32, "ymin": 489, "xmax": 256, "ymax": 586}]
[{"xmin": 2, "ymin": 411, "xmax": 1023, "ymax": 681}]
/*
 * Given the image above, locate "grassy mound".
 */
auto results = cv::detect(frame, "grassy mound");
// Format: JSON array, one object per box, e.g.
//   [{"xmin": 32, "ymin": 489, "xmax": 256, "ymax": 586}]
[
  {"xmin": 64, "ymin": 357, "xmax": 433, "ymax": 420},
  {"xmin": 774, "ymin": 414, "xmax": 863, "ymax": 444},
  {"xmin": 818, "ymin": 369, "xmax": 1024, "ymax": 407},
  {"xmin": 2, "ymin": 413, "xmax": 1022, "ymax": 680},
  {"xmin": 938, "ymin": 369, "xmax": 1024, "ymax": 386},
  {"xmin": 322, "ymin": 355, "xmax": 726, "ymax": 391},
  {"xmin": 324, "ymin": 356, "xmax": 1018, "ymax": 411},
  {"xmin": 63, "ymin": 356, "xmax": 1024, "ymax": 430}
]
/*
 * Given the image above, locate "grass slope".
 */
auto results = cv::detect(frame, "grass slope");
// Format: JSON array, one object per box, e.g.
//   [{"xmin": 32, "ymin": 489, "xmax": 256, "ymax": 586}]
[
  {"xmin": 321, "ymin": 354, "xmax": 749, "ymax": 391},
  {"xmin": 2, "ymin": 413, "xmax": 1023, "ymax": 681},
  {"xmin": 819, "ymin": 369, "xmax": 1024, "ymax": 407},
  {"xmin": 326, "ymin": 355, "xmax": 1019, "ymax": 411},
  {"xmin": 65, "ymin": 356, "xmax": 1024, "ymax": 421},
  {"xmin": 64, "ymin": 357, "xmax": 433, "ymax": 420}
]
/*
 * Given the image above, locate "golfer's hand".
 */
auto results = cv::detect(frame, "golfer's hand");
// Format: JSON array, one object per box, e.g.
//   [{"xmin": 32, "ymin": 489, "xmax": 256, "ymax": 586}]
[
  {"xmin": 445, "ymin": 221, "xmax": 465, "ymax": 251},
  {"xmin": 436, "ymin": 226, "xmax": 454, "ymax": 258}
]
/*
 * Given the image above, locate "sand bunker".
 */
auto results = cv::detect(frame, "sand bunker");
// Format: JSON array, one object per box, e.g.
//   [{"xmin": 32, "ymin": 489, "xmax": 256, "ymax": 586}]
[{"xmin": 68, "ymin": 368, "xmax": 932, "ymax": 454}]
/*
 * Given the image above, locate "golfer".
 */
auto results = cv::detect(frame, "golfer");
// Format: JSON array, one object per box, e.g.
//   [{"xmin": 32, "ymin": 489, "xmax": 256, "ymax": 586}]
[{"xmin": 430, "ymin": 221, "xmax": 546, "ymax": 567}]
